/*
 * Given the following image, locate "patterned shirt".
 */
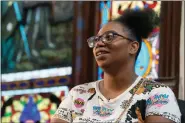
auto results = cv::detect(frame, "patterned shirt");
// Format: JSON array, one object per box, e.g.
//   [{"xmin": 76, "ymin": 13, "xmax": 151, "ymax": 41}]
[{"xmin": 53, "ymin": 76, "xmax": 181, "ymax": 123}]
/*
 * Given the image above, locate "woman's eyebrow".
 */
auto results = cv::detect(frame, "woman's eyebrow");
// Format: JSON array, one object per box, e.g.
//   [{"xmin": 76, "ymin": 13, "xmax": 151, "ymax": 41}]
[{"xmin": 96, "ymin": 30, "xmax": 117, "ymax": 36}]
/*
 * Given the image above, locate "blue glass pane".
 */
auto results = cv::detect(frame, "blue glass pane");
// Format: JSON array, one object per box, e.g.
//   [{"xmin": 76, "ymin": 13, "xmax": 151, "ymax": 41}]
[{"xmin": 135, "ymin": 41, "xmax": 150, "ymax": 76}]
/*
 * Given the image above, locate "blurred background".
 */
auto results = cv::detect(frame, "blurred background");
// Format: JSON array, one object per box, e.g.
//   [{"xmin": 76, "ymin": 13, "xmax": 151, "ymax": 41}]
[{"xmin": 1, "ymin": 1, "xmax": 184, "ymax": 123}]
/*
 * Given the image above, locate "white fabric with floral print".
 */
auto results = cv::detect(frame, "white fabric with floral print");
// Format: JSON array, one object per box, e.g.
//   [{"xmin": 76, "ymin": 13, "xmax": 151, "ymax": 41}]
[{"xmin": 53, "ymin": 76, "xmax": 181, "ymax": 123}]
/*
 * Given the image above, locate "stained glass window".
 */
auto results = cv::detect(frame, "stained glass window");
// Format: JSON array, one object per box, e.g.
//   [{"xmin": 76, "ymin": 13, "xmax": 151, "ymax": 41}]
[
  {"xmin": 98, "ymin": 1, "xmax": 161, "ymax": 79},
  {"xmin": 1, "ymin": 2, "xmax": 73, "ymax": 122},
  {"xmin": 1, "ymin": 1, "xmax": 73, "ymax": 76},
  {"xmin": 1, "ymin": 87, "xmax": 69, "ymax": 123}
]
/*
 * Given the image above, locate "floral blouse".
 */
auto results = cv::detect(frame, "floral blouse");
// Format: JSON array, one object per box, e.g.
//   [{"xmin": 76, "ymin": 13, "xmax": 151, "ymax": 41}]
[{"xmin": 53, "ymin": 76, "xmax": 181, "ymax": 123}]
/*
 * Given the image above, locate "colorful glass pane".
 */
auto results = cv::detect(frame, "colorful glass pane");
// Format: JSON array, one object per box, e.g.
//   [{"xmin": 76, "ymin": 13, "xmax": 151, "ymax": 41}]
[
  {"xmin": 1, "ymin": 88, "xmax": 68, "ymax": 123},
  {"xmin": 1, "ymin": 1, "xmax": 73, "ymax": 75}
]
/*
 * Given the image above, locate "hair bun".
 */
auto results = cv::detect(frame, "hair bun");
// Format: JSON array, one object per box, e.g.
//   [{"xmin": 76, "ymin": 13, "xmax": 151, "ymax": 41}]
[{"xmin": 115, "ymin": 8, "xmax": 160, "ymax": 39}]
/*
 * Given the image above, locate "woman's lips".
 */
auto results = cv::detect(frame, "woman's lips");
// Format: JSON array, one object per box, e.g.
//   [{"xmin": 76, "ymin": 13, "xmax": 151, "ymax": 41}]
[
  {"xmin": 95, "ymin": 52, "xmax": 110, "ymax": 60},
  {"xmin": 95, "ymin": 48, "xmax": 110, "ymax": 60},
  {"xmin": 96, "ymin": 51, "xmax": 109, "ymax": 56}
]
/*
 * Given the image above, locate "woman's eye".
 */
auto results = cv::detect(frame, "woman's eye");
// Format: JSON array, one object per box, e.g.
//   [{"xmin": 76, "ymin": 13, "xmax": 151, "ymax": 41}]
[
  {"xmin": 94, "ymin": 37, "xmax": 99, "ymax": 42},
  {"xmin": 105, "ymin": 34, "xmax": 114, "ymax": 41}
]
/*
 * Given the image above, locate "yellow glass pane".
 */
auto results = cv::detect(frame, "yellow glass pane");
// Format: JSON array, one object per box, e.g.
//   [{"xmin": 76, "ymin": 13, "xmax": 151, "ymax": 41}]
[
  {"xmin": 13, "ymin": 100, "xmax": 24, "ymax": 111},
  {"xmin": 12, "ymin": 112, "xmax": 21, "ymax": 123},
  {"xmin": 2, "ymin": 117, "xmax": 11, "ymax": 123},
  {"xmin": 40, "ymin": 111, "xmax": 49, "ymax": 121}
]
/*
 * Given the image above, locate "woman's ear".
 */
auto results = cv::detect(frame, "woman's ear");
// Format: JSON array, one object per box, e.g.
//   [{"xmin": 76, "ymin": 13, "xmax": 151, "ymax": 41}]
[{"xmin": 128, "ymin": 41, "xmax": 139, "ymax": 55}]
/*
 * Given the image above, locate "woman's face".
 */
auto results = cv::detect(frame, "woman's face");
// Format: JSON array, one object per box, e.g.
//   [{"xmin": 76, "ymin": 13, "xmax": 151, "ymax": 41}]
[{"xmin": 92, "ymin": 22, "xmax": 139, "ymax": 69}]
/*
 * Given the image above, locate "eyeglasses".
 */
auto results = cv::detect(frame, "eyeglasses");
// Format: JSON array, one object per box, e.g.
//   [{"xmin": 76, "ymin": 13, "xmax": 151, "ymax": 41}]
[{"xmin": 87, "ymin": 30, "xmax": 133, "ymax": 48}]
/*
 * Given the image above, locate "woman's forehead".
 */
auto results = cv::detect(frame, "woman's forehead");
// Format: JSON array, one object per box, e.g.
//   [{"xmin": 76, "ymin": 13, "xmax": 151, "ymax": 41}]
[{"xmin": 98, "ymin": 22, "xmax": 125, "ymax": 36}]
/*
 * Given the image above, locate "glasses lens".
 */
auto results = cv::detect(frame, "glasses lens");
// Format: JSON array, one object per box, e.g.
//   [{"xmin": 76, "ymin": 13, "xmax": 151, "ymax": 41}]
[
  {"xmin": 87, "ymin": 36, "xmax": 96, "ymax": 48},
  {"xmin": 102, "ymin": 32, "xmax": 114, "ymax": 43}
]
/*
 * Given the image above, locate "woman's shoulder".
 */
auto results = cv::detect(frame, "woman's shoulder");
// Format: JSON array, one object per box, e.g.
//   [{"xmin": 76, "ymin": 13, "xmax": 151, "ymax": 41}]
[
  {"xmin": 143, "ymin": 78, "xmax": 168, "ymax": 90},
  {"xmin": 72, "ymin": 80, "xmax": 98, "ymax": 90},
  {"xmin": 69, "ymin": 80, "xmax": 99, "ymax": 97},
  {"xmin": 141, "ymin": 78, "xmax": 175, "ymax": 96},
  {"xmin": 134, "ymin": 78, "xmax": 173, "ymax": 96},
  {"xmin": 143, "ymin": 78, "xmax": 181, "ymax": 123}
]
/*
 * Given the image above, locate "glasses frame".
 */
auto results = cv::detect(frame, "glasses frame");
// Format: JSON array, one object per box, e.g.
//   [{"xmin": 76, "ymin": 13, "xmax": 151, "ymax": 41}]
[{"xmin": 87, "ymin": 30, "xmax": 133, "ymax": 48}]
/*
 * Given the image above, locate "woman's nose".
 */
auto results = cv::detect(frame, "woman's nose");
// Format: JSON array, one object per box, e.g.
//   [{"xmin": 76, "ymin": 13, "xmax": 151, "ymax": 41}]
[{"xmin": 95, "ymin": 40, "xmax": 106, "ymax": 48}]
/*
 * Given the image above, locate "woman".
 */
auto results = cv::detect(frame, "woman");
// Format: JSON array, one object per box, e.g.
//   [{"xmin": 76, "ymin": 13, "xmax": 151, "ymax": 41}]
[{"xmin": 51, "ymin": 8, "xmax": 181, "ymax": 123}]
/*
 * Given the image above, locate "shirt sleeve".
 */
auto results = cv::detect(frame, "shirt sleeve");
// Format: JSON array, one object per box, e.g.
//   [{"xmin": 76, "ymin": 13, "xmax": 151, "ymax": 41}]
[
  {"xmin": 145, "ymin": 86, "xmax": 181, "ymax": 123},
  {"xmin": 52, "ymin": 88, "xmax": 74, "ymax": 122}
]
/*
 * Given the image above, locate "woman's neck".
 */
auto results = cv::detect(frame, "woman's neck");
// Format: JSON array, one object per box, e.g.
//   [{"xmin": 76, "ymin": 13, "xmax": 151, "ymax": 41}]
[{"xmin": 102, "ymin": 63, "xmax": 138, "ymax": 93}]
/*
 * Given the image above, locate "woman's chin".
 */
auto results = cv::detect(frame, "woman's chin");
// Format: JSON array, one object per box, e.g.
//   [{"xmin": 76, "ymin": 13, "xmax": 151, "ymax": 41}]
[{"xmin": 97, "ymin": 61, "xmax": 110, "ymax": 69}]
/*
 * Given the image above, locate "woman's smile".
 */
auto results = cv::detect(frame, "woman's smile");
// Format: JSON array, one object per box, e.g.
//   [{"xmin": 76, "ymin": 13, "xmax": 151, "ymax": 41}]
[{"xmin": 96, "ymin": 52, "xmax": 110, "ymax": 60}]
